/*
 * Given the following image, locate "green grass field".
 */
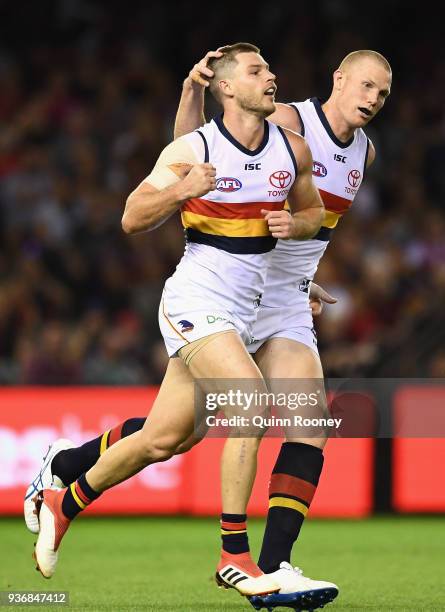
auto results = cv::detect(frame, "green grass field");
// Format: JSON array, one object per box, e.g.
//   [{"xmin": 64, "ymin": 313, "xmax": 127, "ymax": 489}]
[{"xmin": 1, "ymin": 516, "xmax": 444, "ymax": 611}]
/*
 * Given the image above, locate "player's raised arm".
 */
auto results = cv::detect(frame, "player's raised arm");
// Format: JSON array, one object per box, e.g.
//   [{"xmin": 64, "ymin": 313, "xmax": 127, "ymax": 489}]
[
  {"xmin": 174, "ymin": 50, "xmax": 223, "ymax": 139},
  {"xmin": 122, "ymin": 138, "xmax": 216, "ymax": 234},
  {"xmin": 262, "ymin": 131, "xmax": 324, "ymax": 240}
]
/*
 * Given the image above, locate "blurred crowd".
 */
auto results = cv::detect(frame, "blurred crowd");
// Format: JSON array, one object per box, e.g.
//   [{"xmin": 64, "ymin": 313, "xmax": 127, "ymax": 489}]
[{"xmin": 0, "ymin": 1, "xmax": 444, "ymax": 384}]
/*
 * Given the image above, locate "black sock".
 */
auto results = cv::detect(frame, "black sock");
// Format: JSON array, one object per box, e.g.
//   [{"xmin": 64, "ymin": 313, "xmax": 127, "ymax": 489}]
[
  {"xmin": 52, "ymin": 417, "xmax": 146, "ymax": 485},
  {"xmin": 61, "ymin": 473, "xmax": 101, "ymax": 520},
  {"xmin": 221, "ymin": 513, "xmax": 249, "ymax": 554},
  {"xmin": 258, "ymin": 442, "xmax": 324, "ymax": 573}
]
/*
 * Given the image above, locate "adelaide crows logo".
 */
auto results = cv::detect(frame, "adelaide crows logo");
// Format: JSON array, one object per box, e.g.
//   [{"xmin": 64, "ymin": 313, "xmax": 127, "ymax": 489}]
[{"xmin": 178, "ymin": 319, "xmax": 194, "ymax": 332}]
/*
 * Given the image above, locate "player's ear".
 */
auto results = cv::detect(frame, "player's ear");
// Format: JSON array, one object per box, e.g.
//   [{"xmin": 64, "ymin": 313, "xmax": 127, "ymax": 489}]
[
  {"xmin": 332, "ymin": 69, "xmax": 344, "ymax": 92},
  {"xmin": 219, "ymin": 79, "xmax": 234, "ymax": 98}
]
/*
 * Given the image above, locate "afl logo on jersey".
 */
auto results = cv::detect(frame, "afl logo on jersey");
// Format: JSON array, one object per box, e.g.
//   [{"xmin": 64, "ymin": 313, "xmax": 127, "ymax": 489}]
[
  {"xmin": 269, "ymin": 170, "xmax": 292, "ymax": 189},
  {"xmin": 348, "ymin": 169, "xmax": 362, "ymax": 188},
  {"xmin": 313, "ymin": 161, "xmax": 327, "ymax": 177},
  {"xmin": 216, "ymin": 177, "xmax": 242, "ymax": 192}
]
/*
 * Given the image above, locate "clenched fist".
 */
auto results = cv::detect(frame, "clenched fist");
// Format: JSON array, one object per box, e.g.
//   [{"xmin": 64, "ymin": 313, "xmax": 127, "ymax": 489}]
[
  {"xmin": 261, "ymin": 209, "xmax": 297, "ymax": 239},
  {"xmin": 181, "ymin": 163, "xmax": 216, "ymax": 199}
]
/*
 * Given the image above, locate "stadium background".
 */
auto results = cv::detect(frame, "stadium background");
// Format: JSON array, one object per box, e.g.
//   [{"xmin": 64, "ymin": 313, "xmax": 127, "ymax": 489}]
[{"xmin": 1, "ymin": 0, "xmax": 444, "ymax": 523}]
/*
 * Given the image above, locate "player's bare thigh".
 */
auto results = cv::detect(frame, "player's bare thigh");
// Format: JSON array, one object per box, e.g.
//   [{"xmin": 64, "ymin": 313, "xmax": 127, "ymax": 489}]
[
  {"xmin": 183, "ymin": 330, "xmax": 269, "ymax": 430},
  {"xmin": 141, "ymin": 331, "xmax": 267, "ymax": 454},
  {"xmin": 254, "ymin": 338, "xmax": 327, "ymax": 449},
  {"xmin": 183, "ymin": 330, "xmax": 261, "ymax": 378}
]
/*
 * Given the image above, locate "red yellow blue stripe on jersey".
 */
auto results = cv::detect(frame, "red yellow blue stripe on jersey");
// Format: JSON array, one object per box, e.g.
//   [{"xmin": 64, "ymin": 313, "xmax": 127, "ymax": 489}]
[
  {"xmin": 182, "ymin": 198, "xmax": 286, "ymax": 254},
  {"xmin": 284, "ymin": 188, "xmax": 353, "ymax": 241},
  {"xmin": 318, "ymin": 188, "xmax": 353, "ymax": 224}
]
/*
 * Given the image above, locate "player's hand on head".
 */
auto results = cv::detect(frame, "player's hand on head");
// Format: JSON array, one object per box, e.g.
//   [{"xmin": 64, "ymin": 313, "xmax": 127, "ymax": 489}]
[
  {"xmin": 261, "ymin": 209, "xmax": 297, "ymax": 239},
  {"xmin": 309, "ymin": 282, "xmax": 337, "ymax": 316},
  {"xmin": 188, "ymin": 50, "xmax": 223, "ymax": 88},
  {"xmin": 181, "ymin": 163, "xmax": 216, "ymax": 198}
]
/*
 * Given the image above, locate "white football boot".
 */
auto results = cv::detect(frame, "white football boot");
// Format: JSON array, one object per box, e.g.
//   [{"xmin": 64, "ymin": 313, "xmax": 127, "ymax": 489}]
[
  {"xmin": 249, "ymin": 562, "xmax": 339, "ymax": 610},
  {"xmin": 216, "ymin": 551, "xmax": 280, "ymax": 597},
  {"xmin": 24, "ymin": 438, "xmax": 74, "ymax": 534},
  {"xmin": 33, "ymin": 489, "xmax": 71, "ymax": 578}
]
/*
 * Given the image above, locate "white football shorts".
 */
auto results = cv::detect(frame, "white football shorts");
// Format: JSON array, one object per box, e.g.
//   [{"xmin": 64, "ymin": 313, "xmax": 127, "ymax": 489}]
[
  {"xmin": 158, "ymin": 244, "xmax": 266, "ymax": 357},
  {"xmin": 248, "ymin": 279, "xmax": 319, "ymax": 355}
]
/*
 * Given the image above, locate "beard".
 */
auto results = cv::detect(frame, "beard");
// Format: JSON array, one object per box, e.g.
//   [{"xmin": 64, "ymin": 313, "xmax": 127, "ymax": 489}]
[{"xmin": 238, "ymin": 93, "xmax": 276, "ymax": 118}]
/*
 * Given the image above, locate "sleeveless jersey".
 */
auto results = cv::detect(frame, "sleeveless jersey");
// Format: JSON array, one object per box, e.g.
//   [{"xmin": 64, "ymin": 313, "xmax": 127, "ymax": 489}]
[
  {"xmin": 166, "ymin": 114, "xmax": 297, "ymax": 317},
  {"xmin": 182, "ymin": 114, "xmax": 297, "ymax": 254},
  {"xmin": 262, "ymin": 97, "xmax": 369, "ymax": 307}
]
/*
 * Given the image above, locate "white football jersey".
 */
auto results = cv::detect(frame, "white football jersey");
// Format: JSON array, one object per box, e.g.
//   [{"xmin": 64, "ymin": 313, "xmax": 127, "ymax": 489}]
[
  {"xmin": 262, "ymin": 97, "xmax": 369, "ymax": 307},
  {"xmin": 166, "ymin": 115, "xmax": 297, "ymax": 321}
]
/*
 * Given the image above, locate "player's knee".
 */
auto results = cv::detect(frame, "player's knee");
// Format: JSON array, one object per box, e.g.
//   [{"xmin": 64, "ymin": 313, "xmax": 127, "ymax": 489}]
[
  {"xmin": 175, "ymin": 435, "xmax": 199, "ymax": 454},
  {"xmin": 139, "ymin": 433, "xmax": 184, "ymax": 462},
  {"xmin": 142, "ymin": 441, "xmax": 175, "ymax": 462}
]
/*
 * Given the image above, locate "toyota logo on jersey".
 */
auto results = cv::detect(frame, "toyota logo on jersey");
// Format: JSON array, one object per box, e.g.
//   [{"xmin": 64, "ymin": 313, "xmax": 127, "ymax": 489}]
[
  {"xmin": 348, "ymin": 169, "xmax": 362, "ymax": 188},
  {"xmin": 269, "ymin": 170, "xmax": 292, "ymax": 189}
]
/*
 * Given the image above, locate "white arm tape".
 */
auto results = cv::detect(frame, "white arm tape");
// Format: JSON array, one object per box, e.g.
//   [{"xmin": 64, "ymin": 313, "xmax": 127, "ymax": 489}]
[{"xmin": 143, "ymin": 137, "xmax": 201, "ymax": 190}]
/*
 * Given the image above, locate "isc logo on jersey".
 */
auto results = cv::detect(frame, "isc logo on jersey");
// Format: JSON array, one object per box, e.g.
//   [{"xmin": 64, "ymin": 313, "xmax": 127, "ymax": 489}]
[
  {"xmin": 216, "ymin": 177, "xmax": 242, "ymax": 192},
  {"xmin": 313, "ymin": 161, "xmax": 327, "ymax": 177}
]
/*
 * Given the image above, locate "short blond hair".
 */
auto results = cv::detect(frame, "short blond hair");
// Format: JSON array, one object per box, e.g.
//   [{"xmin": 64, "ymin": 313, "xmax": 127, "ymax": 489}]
[
  {"xmin": 208, "ymin": 42, "xmax": 260, "ymax": 102},
  {"xmin": 339, "ymin": 50, "xmax": 392, "ymax": 75}
]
